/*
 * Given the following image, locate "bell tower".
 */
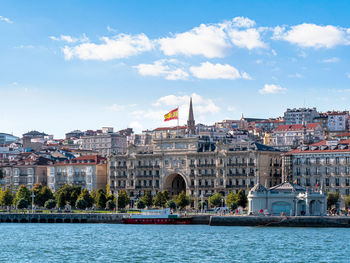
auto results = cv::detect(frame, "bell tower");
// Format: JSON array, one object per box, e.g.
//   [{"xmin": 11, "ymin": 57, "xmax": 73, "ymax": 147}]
[{"xmin": 187, "ymin": 97, "xmax": 195, "ymax": 135}]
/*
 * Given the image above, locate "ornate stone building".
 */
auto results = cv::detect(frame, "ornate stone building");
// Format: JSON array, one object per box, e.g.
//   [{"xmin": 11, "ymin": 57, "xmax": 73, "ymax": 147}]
[
  {"xmin": 108, "ymin": 100, "xmax": 282, "ymax": 208},
  {"xmin": 282, "ymin": 139, "xmax": 350, "ymax": 208}
]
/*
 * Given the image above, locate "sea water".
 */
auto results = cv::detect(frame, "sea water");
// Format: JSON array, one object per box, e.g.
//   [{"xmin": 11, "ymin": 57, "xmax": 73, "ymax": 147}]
[{"xmin": 1, "ymin": 224, "xmax": 349, "ymax": 262}]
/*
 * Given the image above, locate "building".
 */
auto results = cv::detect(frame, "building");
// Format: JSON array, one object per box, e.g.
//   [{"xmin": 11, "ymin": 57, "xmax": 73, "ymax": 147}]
[
  {"xmin": 282, "ymin": 139, "xmax": 350, "ymax": 208},
  {"xmin": 0, "ymin": 133, "xmax": 19, "ymax": 146},
  {"xmin": 248, "ymin": 181, "xmax": 326, "ymax": 216},
  {"xmin": 270, "ymin": 123, "xmax": 324, "ymax": 151},
  {"xmin": 107, "ymin": 98, "xmax": 282, "ymax": 208},
  {"xmin": 284, "ymin": 108, "xmax": 319, "ymax": 125},
  {"xmin": 65, "ymin": 130, "xmax": 84, "ymax": 139},
  {"xmin": 326, "ymin": 111, "xmax": 349, "ymax": 132},
  {"xmin": 47, "ymin": 155, "xmax": 107, "ymax": 192},
  {"xmin": 80, "ymin": 128, "xmax": 128, "ymax": 157},
  {"xmin": 2, "ymin": 155, "xmax": 52, "ymax": 189},
  {"xmin": 22, "ymin": 130, "xmax": 50, "ymax": 150}
]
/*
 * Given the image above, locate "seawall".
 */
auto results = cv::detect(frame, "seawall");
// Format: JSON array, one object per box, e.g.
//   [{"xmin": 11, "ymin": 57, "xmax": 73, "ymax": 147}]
[
  {"xmin": 0, "ymin": 213, "xmax": 123, "ymax": 224},
  {"xmin": 209, "ymin": 215, "xmax": 350, "ymax": 227}
]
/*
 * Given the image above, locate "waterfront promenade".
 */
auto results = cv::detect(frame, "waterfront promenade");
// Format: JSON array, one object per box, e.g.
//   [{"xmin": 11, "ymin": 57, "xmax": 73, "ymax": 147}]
[{"xmin": 1, "ymin": 213, "xmax": 350, "ymax": 227}]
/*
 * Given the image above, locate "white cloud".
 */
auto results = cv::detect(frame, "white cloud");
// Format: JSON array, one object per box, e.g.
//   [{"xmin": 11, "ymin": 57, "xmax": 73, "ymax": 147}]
[
  {"xmin": 134, "ymin": 59, "xmax": 189, "ymax": 80},
  {"xmin": 227, "ymin": 28, "xmax": 267, "ymax": 50},
  {"xmin": 321, "ymin": 57, "xmax": 340, "ymax": 63},
  {"xmin": 128, "ymin": 121, "xmax": 143, "ymax": 131},
  {"xmin": 231, "ymin": 17, "xmax": 256, "ymax": 28},
  {"xmin": 63, "ymin": 33, "xmax": 153, "ymax": 60},
  {"xmin": 273, "ymin": 23, "xmax": 350, "ymax": 48},
  {"xmin": 189, "ymin": 62, "xmax": 249, "ymax": 80},
  {"xmin": 158, "ymin": 23, "xmax": 231, "ymax": 58},
  {"xmin": 106, "ymin": 104, "xmax": 125, "ymax": 112},
  {"xmin": 346, "ymin": 73, "xmax": 350, "ymax": 78},
  {"xmin": 0, "ymin": 16, "xmax": 13, "ymax": 24},
  {"xmin": 50, "ymin": 34, "xmax": 88, "ymax": 43},
  {"xmin": 259, "ymin": 84, "xmax": 287, "ymax": 94}
]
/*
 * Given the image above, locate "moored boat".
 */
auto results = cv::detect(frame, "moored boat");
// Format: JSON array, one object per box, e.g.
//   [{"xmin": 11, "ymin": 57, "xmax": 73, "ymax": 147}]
[{"xmin": 122, "ymin": 208, "xmax": 191, "ymax": 224}]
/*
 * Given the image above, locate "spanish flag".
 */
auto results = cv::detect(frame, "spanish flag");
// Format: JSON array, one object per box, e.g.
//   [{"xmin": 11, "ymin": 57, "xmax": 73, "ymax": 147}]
[
  {"xmin": 164, "ymin": 108, "xmax": 178, "ymax": 122},
  {"xmin": 293, "ymin": 179, "xmax": 297, "ymax": 184}
]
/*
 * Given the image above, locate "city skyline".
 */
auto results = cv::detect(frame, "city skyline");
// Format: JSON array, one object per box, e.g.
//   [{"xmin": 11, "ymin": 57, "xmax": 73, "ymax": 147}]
[{"xmin": 1, "ymin": 0, "xmax": 350, "ymax": 138}]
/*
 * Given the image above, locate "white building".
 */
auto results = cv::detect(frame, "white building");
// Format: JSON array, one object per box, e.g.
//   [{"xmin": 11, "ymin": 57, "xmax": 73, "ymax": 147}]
[
  {"xmin": 327, "ymin": 111, "xmax": 349, "ymax": 132},
  {"xmin": 248, "ymin": 181, "xmax": 326, "ymax": 216},
  {"xmin": 284, "ymin": 108, "xmax": 319, "ymax": 125}
]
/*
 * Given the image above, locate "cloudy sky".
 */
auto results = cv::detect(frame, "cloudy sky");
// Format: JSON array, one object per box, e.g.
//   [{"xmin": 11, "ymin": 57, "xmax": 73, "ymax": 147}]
[{"xmin": 1, "ymin": 0, "xmax": 350, "ymax": 138}]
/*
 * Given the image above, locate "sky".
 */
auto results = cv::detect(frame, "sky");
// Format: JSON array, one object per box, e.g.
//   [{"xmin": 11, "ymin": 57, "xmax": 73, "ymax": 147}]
[{"xmin": 1, "ymin": 0, "xmax": 350, "ymax": 138}]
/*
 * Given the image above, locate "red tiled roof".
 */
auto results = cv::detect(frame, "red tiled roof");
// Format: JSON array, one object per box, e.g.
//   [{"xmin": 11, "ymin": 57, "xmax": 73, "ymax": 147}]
[
  {"xmin": 54, "ymin": 155, "xmax": 106, "ymax": 166},
  {"xmin": 275, "ymin": 123, "xmax": 320, "ymax": 132},
  {"xmin": 334, "ymin": 132, "xmax": 350, "ymax": 137},
  {"xmin": 153, "ymin": 126, "xmax": 187, "ymax": 131}
]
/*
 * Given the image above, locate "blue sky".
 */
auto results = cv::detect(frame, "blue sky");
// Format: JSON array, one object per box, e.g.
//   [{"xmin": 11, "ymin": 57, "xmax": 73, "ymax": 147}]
[{"xmin": 1, "ymin": 0, "xmax": 350, "ymax": 138}]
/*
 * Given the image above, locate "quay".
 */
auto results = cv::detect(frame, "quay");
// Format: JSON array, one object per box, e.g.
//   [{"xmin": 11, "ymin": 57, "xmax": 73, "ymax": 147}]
[{"xmin": 1, "ymin": 213, "xmax": 350, "ymax": 227}]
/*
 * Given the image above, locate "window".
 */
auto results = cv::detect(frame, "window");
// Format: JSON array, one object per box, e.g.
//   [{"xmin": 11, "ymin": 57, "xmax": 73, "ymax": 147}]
[
  {"xmin": 316, "ymin": 158, "xmax": 320, "ymax": 164},
  {"xmin": 336, "ymin": 157, "xmax": 339, "ymax": 164},
  {"xmin": 325, "ymin": 167, "xmax": 329, "ymax": 175},
  {"xmin": 326, "ymin": 178, "xmax": 329, "ymax": 186},
  {"xmin": 326, "ymin": 157, "xmax": 330, "ymax": 164},
  {"xmin": 335, "ymin": 167, "xmax": 339, "ymax": 175},
  {"xmin": 306, "ymin": 178, "xmax": 310, "ymax": 186},
  {"xmin": 346, "ymin": 178, "xmax": 350, "ymax": 186},
  {"xmin": 296, "ymin": 158, "xmax": 300, "ymax": 165},
  {"xmin": 306, "ymin": 158, "xmax": 310, "ymax": 165},
  {"xmin": 336, "ymin": 178, "xmax": 340, "ymax": 186}
]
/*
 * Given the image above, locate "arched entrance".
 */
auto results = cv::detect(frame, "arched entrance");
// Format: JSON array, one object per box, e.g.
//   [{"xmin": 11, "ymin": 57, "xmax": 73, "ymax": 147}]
[{"xmin": 164, "ymin": 173, "xmax": 187, "ymax": 196}]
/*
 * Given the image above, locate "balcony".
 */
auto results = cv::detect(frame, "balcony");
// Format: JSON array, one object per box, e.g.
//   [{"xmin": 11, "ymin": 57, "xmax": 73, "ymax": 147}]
[
  {"xmin": 117, "ymin": 165, "xmax": 127, "ymax": 169},
  {"xmin": 197, "ymin": 164, "xmax": 216, "ymax": 168}
]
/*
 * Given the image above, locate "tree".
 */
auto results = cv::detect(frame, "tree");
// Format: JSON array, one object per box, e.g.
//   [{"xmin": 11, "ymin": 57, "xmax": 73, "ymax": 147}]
[
  {"xmin": 34, "ymin": 186, "xmax": 54, "ymax": 207},
  {"xmin": 174, "ymin": 191, "xmax": 190, "ymax": 210},
  {"xmin": 117, "ymin": 190, "xmax": 130, "ymax": 209},
  {"xmin": 209, "ymin": 192, "xmax": 223, "ymax": 208},
  {"xmin": 327, "ymin": 192, "xmax": 340, "ymax": 209},
  {"xmin": 57, "ymin": 191, "xmax": 66, "ymax": 208},
  {"xmin": 96, "ymin": 188, "xmax": 107, "ymax": 209},
  {"xmin": 75, "ymin": 198, "xmax": 88, "ymax": 210},
  {"xmin": 90, "ymin": 189, "xmax": 97, "ymax": 203},
  {"xmin": 45, "ymin": 199, "xmax": 56, "ymax": 209},
  {"xmin": 1, "ymin": 188, "xmax": 14, "ymax": 207},
  {"xmin": 236, "ymin": 190, "xmax": 248, "ymax": 208},
  {"xmin": 166, "ymin": 200, "xmax": 177, "ymax": 210},
  {"xmin": 153, "ymin": 191, "xmax": 169, "ymax": 208},
  {"xmin": 136, "ymin": 199, "xmax": 146, "ymax": 209},
  {"xmin": 55, "ymin": 184, "xmax": 81, "ymax": 208},
  {"xmin": 78, "ymin": 189, "xmax": 94, "ymax": 208},
  {"xmin": 141, "ymin": 191, "xmax": 153, "ymax": 208},
  {"xmin": 17, "ymin": 198, "xmax": 28, "ymax": 209},
  {"xmin": 345, "ymin": 195, "xmax": 350, "ymax": 209},
  {"xmin": 226, "ymin": 191, "xmax": 238, "ymax": 211},
  {"xmin": 106, "ymin": 199, "xmax": 116, "ymax": 210},
  {"xmin": 15, "ymin": 185, "xmax": 31, "ymax": 205}
]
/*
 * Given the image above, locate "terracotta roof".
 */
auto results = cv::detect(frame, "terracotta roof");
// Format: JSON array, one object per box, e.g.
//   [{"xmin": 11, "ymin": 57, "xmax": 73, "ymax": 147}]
[
  {"xmin": 153, "ymin": 126, "xmax": 187, "ymax": 131},
  {"xmin": 274, "ymin": 123, "xmax": 319, "ymax": 132}
]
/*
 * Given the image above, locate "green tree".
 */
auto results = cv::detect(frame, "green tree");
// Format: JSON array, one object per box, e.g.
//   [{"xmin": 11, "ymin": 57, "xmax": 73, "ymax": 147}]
[
  {"xmin": 345, "ymin": 195, "xmax": 350, "ymax": 209},
  {"xmin": 75, "ymin": 198, "xmax": 88, "ymax": 210},
  {"xmin": 226, "ymin": 191, "xmax": 238, "ymax": 211},
  {"xmin": 166, "ymin": 199, "xmax": 177, "ymax": 210},
  {"xmin": 106, "ymin": 199, "xmax": 116, "ymax": 210},
  {"xmin": 15, "ymin": 185, "xmax": 31, "ymax": 205},
  {"xmin": 209, "ymin": 192, "xmax": 223, "ymax": 208},
  {"xmin": 17, "ymin": 198, "xmax": 28, "ymax": 209},
  {"xmin": 327, "ymin": 192, "xmax": 340, "ymax": 209},
  {"xmin": 236, "ymin": 190, "xmax": 248, "ymax": 208},
  {"xmin": 117, "ymin": 190, "xmax": 130, "ymax": 209},
  {"xmin": 57, "ymin": 191, "xmax": 66, "ymax": 208},
  {"xmin": 96, "ymin": 188, "xmax": 107, "ymax": 209},
  {"xmin": 34, "ymin": 186, "xmax": 54, "ymax": 207},
  {"xmin": 55, "ymin": 184, "xmax": 81, "ymax": 208},
  {"xmin": 174, "ymin": 191, "xmax": 190, "ymax": 210},
  {"xmin": 136, "ymin": 199, "xmax": 146, "ymax": 209},
  {"xmin": 141, "ymin": 191, "xmax": 153, "ymax": 208},
  {"xmin": 153, "ymin": 191, "xmax": 165, "ymax": 208},
  {"xmin": 1, "ymin": 188, "xmax": 14, "ymax": 207},
  {"xmin": 90, "ymin": 189, "xmax": 97, "ymax": 203},
  {"xmin": 44, "ymin": 199, "xmax": 56, "ymax": 209},
  {"xmin": 78, "ymin": 189, "xmax": 94, "ymax": 208}
]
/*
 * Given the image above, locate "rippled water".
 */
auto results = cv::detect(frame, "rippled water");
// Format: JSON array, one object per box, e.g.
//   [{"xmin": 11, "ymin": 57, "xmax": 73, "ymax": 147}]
[{"xmin": 1, "ymin": 224, "xmax": 349, "ymax": 262}]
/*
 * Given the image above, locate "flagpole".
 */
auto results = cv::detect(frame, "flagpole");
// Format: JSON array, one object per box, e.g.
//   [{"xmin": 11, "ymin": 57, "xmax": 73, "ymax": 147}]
[{"xmin": 177, "ymin": 106, "xmax": 179, "ymax": 137}]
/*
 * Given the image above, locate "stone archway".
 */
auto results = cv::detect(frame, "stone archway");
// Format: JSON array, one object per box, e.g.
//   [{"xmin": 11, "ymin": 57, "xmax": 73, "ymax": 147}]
[{"xmin": 164, "ymin": 173, "xmax": 187, "ymax": 197}]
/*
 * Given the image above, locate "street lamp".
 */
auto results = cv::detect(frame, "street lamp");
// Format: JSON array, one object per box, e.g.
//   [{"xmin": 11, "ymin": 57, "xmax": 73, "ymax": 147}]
[
  {"xmin": 31, "ymin": 192, "xmax": 35, "ymax": 214},
  {"xmin": 115, "ymin": 192, "xmax": 119, "ymax": 213}
]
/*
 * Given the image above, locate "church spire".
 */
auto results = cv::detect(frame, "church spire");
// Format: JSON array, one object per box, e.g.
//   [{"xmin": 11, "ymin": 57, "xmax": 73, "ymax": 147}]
[{"xmin": 187, "ymin": 97, "xmax": 195, "ymax": 135}]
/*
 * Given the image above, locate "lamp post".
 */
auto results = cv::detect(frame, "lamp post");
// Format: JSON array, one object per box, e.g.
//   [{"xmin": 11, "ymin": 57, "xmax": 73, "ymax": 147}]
[
  {"xmin": 200, "ymin": 193, "xmax": 204, "ymax": 214},
  {"xmin": 115, "ymin": 192, "xmax": 119, "ymax": 214},
  {"xmin": 31, "ymin": 192, "xmax": 35, "ymax": 214}
]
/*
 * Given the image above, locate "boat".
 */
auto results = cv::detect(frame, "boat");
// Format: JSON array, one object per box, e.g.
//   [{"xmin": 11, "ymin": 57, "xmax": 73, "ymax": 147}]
[{"xmin": 122, "ymin": 208, "xmax": 191, "ymax": 224}]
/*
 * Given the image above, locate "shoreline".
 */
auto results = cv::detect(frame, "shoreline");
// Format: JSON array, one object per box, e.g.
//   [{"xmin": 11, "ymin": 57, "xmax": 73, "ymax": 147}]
[{"xmin": 1, "ymin": 213, "xmax": 350, "ymax": 227}]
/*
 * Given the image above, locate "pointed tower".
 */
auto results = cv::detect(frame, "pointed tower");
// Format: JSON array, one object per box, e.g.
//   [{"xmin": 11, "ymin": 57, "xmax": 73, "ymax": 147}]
[{"xmin": 187, "ymin": 97, "xmax": 196, "ymax": 135}]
